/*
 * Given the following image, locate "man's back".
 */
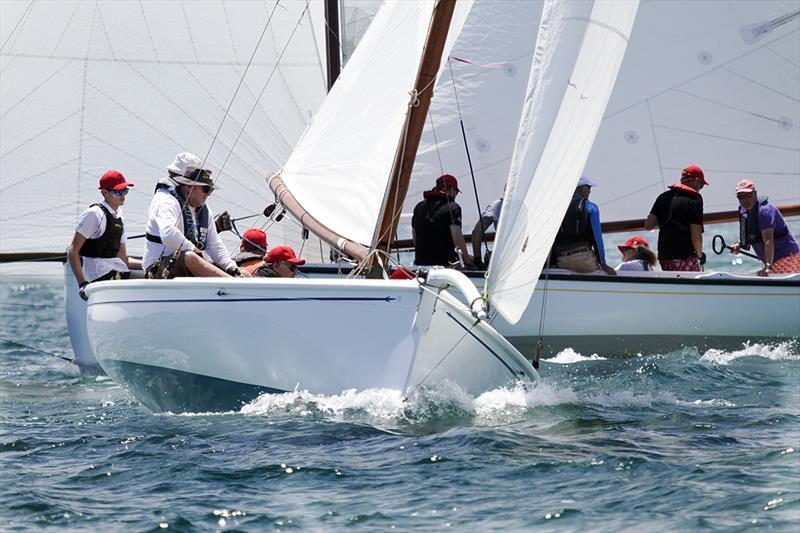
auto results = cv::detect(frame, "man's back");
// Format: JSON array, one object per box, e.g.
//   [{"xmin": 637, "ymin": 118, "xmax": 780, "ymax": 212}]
[
  {"xmin": 650, "ymin": 189, "xmax": 703, "ymax": 260},
  {"xmin": 412, "ymin": 196, "xmax": 461, "ymax": 266}
]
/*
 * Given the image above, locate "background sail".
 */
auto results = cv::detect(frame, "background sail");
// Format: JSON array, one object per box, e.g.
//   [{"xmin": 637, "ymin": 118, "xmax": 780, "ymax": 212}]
[
  {"xmin": 278, "ymin": 0, "xmax": 474, "ymax": 247},
  {"xmin": 400, "ymin": 0, "xmax": 799, "ymax": 232},
  {"xmin": 1, "ymin": 1, "xmax": 328, "ymax": 259},
  {"xmin": 486, "ymin": 0, "xmax": 639, "ymax": 324}
]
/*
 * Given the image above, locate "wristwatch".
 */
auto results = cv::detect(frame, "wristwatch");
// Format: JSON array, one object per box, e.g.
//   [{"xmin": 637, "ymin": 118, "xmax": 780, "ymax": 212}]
[{"xmin": 764, "ymin": 262, "xmax": 773, "ymax": 270}]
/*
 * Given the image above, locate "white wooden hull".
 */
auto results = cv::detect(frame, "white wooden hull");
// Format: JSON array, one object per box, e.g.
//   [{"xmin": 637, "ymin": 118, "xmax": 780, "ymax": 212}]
[{"xmin": 84, "ymin": 272, "xmax": 535, "ymax": 413}]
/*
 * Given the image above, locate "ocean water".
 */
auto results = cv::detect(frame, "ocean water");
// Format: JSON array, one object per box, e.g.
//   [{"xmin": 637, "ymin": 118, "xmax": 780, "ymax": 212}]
[{"xmin": 1, "ymin": 273, "xmax": 799, "ymax": 532}]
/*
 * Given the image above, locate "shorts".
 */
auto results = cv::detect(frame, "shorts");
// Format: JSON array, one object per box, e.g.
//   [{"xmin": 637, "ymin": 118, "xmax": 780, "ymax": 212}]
[
  {"xmin": 555, "ymin": 246, "xmax": 601, "ymax": 273},
  {"xmin": 659, "ymin": 257, "xmax": 700, "ymax": 272},
  {"xmin": 772, "ymin": 252, "xmax": 800, "ymax": 274},
  {"xmin": 145, "ymin": 251, "xmax": 193, "ymax": 279},
  {"xmin": 91, "ymin": 270, "xmax": 131, "ymax": 282}
]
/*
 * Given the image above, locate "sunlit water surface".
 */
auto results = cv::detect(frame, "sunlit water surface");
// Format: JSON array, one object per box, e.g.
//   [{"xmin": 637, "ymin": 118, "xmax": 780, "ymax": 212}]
[{"xmin": 1, "ymin": 270, "xmax": 798, "ymax": 531}]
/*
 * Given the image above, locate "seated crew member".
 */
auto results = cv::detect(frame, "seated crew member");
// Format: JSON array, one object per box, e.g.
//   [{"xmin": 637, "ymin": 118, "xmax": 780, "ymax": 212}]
[
  {"xmin": 234, "ymin": 228, "xmax": 268, "ymax": 274},
  {"xmin": 471, "ymin": 195, "xmax": 503, "ymax": 269},
  {"xmin": 143, "ymin": 152, "xmax": 246, "ymax": 279},
  {"xmin": 67, "ymin": 170, "xmax": 142, "ymax": 301},
  {"xmin": 731, "ymin": 179, "xmax": 800, "ymax": 275},
  {"xmin": 253, "ymin": 245, "xmax": 305, "ymax": 278},
  {"xmin": 551, "ymin": 176, "xmax": 616, "ymax": 275},
  {"xmin": 645, "ymin": 165, "xmax": 707, "ymax": 271},
  {"xmin": 615, "ymin": 236, "xmax": 657, "ymax": 272},
  {"xmin": 411, "ymin": 174, "xmax": 473, "ymax": 267}
]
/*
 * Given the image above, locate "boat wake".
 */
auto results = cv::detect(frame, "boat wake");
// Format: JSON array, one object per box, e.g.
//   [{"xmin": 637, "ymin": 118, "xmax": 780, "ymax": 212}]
[{"xmin": 547, "ymin": 348, "xmax": 607, "ymax": 364}]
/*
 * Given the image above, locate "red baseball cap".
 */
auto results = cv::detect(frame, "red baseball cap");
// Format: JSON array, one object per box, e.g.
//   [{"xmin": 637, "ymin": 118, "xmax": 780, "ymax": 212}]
[
  {"xmin": 617, "ymin": 235, "xmax": 650, "ymax": 253},
  {"xmin": 681, "ymin": 165, "xmax": 708, "ymax": 185},
  {"xmin": 265, "ymin": 245, "xmax": 305, "ymax": 265},
  {"xmin": 241, "ymin": 228, "xmax": 267, "ymax": 252},
  {"xmin": 436, "ymin": 174, "xmax": 460, "ymax": 192},
  {"xmin": 735, "ymin": 179, "xmax": 756, "ymax": 194},
  {"xmin": 389, "ymin": 267, "xmax": 415, "ymax": 280},
  {"xmin": 98, "ymin": 170, "xmax": 134, "ymax": 190}
]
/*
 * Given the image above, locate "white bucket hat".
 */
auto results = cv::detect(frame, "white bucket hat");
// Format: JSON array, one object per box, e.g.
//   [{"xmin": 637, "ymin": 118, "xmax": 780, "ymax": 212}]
[
  {"xmin": 167, "ymin": 152, "xmax": 217, "ymax": 189},
  {"xmin": 577, "ymin": 175, "xmax": 597, "ymax": 188}
]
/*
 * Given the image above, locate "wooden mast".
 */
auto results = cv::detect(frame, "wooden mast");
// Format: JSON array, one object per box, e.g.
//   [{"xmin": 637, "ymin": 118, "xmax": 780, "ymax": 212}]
[{"xmin": 371, "ymin": 0, "xmax": 457, "ymax": 255}]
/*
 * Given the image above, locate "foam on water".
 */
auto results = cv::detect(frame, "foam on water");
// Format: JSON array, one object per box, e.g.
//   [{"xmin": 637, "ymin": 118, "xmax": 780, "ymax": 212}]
[
  {"xmin": 700, "ymin": 340, "xmax": 800, "ymax": 365},
  {"xmin": 547, "ymin": 347, "xmax": 607, "ymax": 364}
]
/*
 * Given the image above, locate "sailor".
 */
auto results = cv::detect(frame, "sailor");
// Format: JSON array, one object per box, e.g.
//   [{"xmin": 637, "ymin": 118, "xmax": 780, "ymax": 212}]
[
  {"xmin": 234, "ymin": 228, "xmax": 268, "ymax": 274},
  {"xmin": 645, "ymin": 165, "xmax": 707, "ymax": 271},
  {"xmin": 253, "ymin": 246, "xmax": 305, "ymax": 278},
  {"xmin": 411, "ymin": 174, "xmax": 473, "ymax": 267},
  {"xmin": 67, "ymin": 170, "xmax": 143, "ymax": 301},
  {"xmin": 551, "ymin": 176, "xmax": 616, "ymax": 275},
  {"xmin": 471, "ymin": 195, "xmax": 503, "ymax": 269},
  {"xmin": 615, "ymin": 236, "xmax": 657, "ymax": 272},
  {"xmin": 731, "ymin": 179, "xmax": 800, "ymax": 275},
  {"xmin": 143, "ymin": 152, "xmax": 246, "ymax": 279}
]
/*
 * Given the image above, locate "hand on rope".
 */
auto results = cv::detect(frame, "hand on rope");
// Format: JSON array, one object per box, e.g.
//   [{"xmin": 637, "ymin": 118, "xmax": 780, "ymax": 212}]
[{"xmin": 215, "ymin": 211, "xmax": 233, "ymax": 233}]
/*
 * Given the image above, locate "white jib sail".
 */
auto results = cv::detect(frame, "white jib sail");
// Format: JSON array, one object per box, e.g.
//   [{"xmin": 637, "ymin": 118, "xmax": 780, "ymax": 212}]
[
  {"xmin": 279, "ymin": 0, "xmax": 474, "ymax": 247},
  {"xmin": 486, "ymin": 0, "xmax": 639, "ymax": 325}
]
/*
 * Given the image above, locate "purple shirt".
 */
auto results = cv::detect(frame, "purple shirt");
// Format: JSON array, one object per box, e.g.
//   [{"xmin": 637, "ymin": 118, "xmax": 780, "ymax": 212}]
[{"xmin": 739, "ymin": 201, "xmax": 799, "ymax": 262}]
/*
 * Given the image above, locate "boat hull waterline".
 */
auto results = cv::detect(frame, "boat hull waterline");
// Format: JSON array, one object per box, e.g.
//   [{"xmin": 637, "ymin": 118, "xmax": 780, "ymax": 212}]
[{"xmin": 85, "ymin": 272, "xmax": 537, "ymax": 413}]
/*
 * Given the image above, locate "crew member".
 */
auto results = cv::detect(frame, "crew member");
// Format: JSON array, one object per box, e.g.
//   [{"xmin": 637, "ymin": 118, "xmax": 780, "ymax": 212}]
[
  {"xmin": 411, "ymin": 174, "xmax": 473, "ymax": 267},
  {"xmin": 67, "ymin": 170, "xmax": 142, "ymax": 301},
  {"xmin": 731, "ymin": 179, "xmax": 800, "ymax": 275},
  {"xmin": 253, "ymin": 245, "xmax": 305, "ymax": 278},
  {"xmin": 143, "ymin": 152, "xmax": 245, "ymax": 279},
  {"xmin": 645, "ymin": 165, "xmax": 707, "ymax": 271},
  {"xmin": 551, "ymin": 176, "xmax": 616, "ymax": 275},
  {"xmin": 234, "ymin": 228, "xmax": 268, "ymax": 274}
]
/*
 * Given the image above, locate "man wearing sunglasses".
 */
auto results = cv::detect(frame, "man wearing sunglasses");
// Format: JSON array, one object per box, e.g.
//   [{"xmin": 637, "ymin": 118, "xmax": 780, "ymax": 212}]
[
  {"xmin": 731, "ymin": 179, "xmax": 800, "ymax": 275},
  {"xmin": 253, "ymin": 246, "xmax": 305, "ymax": 278},
  {"xmin": 143, "ymin": 152, "xmax": 246, "ymax": 279},
  {"xmin": 645, "ymin": 165, "xmax": 707, "ymax": 271},
  {"xmin": 67, "ymin": 170, "xmax": 143, "ymax": 301}
]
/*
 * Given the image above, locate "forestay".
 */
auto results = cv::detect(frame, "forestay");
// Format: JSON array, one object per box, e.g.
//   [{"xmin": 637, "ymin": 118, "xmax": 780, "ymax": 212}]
[
  {"xmin": 486, "ymin": 0, "xmax": 639, "ymax": 324},
  {"xmin": 0, "ymin": 1, "xmax": 327, "ymax": 259},
  {"xmin": 278, "ymin": 0, "xmax": 474, "ymax": 247}
]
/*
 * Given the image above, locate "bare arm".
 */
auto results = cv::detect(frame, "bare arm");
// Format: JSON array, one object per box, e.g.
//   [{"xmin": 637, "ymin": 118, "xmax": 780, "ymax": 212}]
[
  {"xmin": 760, "ymin": 227, "xmax": 775, "ymax": 275},
  {"xmin": 450, "ymin": 225, "xmax": 473, "ymax": 266},
  {"xmin": 644, "ymin": 213, "xmax": 659, "ymax": 231},
  {"xmin": 67, "ymin": 233, "xmax": 88, "ymax": 286},
  {"xmin": 471, "ymin": 220, "xmax": 485, "ymax": 261},
  {"xmin": 690, "ymin": 223, "xmax": 703, "ymax": 258},
  {"xmin": 118, "ymin": 242, "xmax": 142, "ymax": 270}
]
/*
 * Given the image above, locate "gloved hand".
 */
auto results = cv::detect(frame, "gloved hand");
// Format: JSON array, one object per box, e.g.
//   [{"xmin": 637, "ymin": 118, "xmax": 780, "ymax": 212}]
[
  {"xmin": 214, "ymin": 210, "xmax": 232, "ymax": 233},
  {"xmin": 225, "ymin": 266, "xmax": 243, "ymax": 277},
  {"xmin": 79, "ymin": 281, "xmax": 89, "ymax": 302}
]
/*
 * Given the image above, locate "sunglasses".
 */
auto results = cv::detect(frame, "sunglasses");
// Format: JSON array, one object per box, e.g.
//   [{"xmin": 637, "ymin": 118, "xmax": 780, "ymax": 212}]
[
  {"xmin": 200, "ymin": 185, "xmax": 214, "ymax": 194},
  {"xmin": 280, "ymin": 262, "xmax": 298, "ymax": 272},
  {"xmin": 736, "ymin": 193, "xmax": 753, "ymax": 199},
  {"xmin": 108, "ymin": 188, "xmax": 129, "ymax": 197}
]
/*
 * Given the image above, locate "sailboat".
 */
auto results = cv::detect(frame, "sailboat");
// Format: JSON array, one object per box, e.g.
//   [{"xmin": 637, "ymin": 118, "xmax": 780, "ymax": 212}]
[{"xmin": 79, "ymin": 0, "xmax": 645, "ymax": 412}]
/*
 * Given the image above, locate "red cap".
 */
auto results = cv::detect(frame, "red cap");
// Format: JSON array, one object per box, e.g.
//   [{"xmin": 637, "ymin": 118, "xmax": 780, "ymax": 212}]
[
  {"xmin": 265, "ymin": 245, "xmax": 305, "ymax": 265},
  {"xmin": 617, "ymin": 235, "xmax": 650, "ymax": 253},
  {"xmin": 735, "ymin": 179, "xmax": 756, "ymax": 194},
  {"xmin": 681, "ymin": 165, "xmax": 708, "ymax": 185},
  {"xmin": 99, "ymin": 170, "xmax": 134, "ymax": 190},
  {"xmin": 435, "ymin": 174, "xmax": 460, "ymax": 191},
  {"xmin": 389, "ymin": 267, "xmax": 415, "ymax": 280},
  {"xmin": 240, "ymin": 228, "xmax": 267, "ymax": 252}
]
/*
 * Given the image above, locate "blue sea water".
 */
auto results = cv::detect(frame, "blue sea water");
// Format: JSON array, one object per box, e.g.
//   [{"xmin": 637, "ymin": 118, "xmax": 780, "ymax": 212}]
[{"xmin": 1, "ymin": 261, "xmax": 799, "ymax": 531}]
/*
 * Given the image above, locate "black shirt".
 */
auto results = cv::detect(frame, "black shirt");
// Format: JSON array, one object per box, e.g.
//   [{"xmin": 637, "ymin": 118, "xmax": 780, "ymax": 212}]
[
  {"xmin": 649, "ymin": 188, "xmax": 703, "ymax": 260},
  {"xmin": 411, "ymin": 194, "xmax": 462, "ymax": 266}
]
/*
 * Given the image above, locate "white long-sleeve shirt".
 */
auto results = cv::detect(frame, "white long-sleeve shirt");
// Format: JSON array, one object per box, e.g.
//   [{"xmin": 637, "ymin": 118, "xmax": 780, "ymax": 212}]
[{"xmin": 142, "ymin": 189, "xmax": 235, "ymax": 271}]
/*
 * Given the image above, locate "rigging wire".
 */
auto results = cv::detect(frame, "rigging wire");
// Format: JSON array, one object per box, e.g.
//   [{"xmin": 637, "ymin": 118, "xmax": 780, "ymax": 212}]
[
  {"xmin": 0, "ymin": 0, "xmax": 35, "ymax": 53},
  {"xmin": 0, "ymin": 335, "xmax": 74, "ymax": 363}
]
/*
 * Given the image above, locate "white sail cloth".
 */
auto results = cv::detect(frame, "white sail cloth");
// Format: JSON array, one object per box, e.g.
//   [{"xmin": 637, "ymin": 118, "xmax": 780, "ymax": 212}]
[
  {"xmin": 1, "ymin": 1, "xmax": 327, "ymax": 258},
  {"xmin": 487, "ymin": 0, "xmax": 639, "ymax": 324},
  {"xmin": 279, "ymin": 0, "xmax": 474, "ymax": 246}
]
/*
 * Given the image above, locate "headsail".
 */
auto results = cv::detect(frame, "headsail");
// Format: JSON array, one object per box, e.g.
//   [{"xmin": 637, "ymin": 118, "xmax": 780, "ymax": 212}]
[
  {"xmin": 276, "ymin": 0, "xmax": 474, "ymax": 250},
  {"xmin": 486, "ymin": 0, "xmax": 639, "ymax": 324}
]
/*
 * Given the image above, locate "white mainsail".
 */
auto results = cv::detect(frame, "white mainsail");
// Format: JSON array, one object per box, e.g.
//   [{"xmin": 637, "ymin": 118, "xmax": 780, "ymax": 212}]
[
  {"xmin": 0, "ymin": 1, "xmax": 328, "ymax": 260},
  {"xmin": 278, "ymin": 0, "xmax": 474, "ymax": 247},
  {"xmin": 403, "ymin": 0, "xmax": 799, "ymax": 227},
  {"xmin": 486, "ymin": 0, "xmax": 639, "ymax": 324}
]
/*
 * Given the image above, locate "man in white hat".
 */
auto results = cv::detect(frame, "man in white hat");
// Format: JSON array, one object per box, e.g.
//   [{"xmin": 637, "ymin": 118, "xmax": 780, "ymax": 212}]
[
  {"xmin": 142, "ymin": 152, "xmax": 245, "ymax": 279},
  {"xmin": 550, "ymin": 176, "xmax": 616, "ymax": 275}
]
